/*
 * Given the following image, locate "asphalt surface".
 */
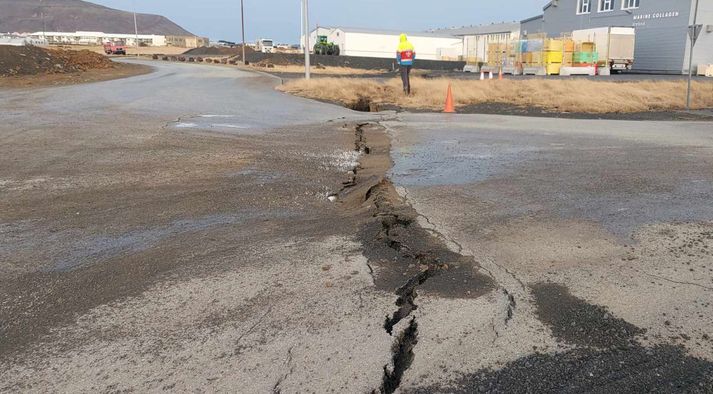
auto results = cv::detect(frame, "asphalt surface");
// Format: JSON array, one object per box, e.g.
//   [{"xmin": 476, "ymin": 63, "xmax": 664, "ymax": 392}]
[
  {"xmin": 385, "ymin": 113, "xmax": 713, "ymax": 391},
  {"xmin": 1, "ymin": 60, "xmax": 713, "ymax": 393},
  {"xmin": 1, "ymin": 61, "xmax": 391, "ymax": 392}
]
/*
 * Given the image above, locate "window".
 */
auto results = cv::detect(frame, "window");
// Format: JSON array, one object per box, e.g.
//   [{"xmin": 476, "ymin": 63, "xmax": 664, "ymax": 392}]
[
  {"xmin": 599, "ymin": 0, "xmax": 614, "ymax": 12},
  {"xmin": 577, "ymin": 0, "xmax": 591, "ymax": 14},
  {"xmin": 622, "ymin": 0, "xmax": 639, "ymax": 9}
]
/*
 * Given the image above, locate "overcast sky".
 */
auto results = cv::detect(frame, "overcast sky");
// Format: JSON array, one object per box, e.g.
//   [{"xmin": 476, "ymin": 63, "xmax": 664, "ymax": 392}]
[{"xmin": 90, "ymin": 0, "xmax": 542, "ymax": 43}]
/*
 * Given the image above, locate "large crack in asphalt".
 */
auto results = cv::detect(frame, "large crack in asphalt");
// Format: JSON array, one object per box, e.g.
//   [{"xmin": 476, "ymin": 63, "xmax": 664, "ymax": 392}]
[
  {"xmin": 379, "ymin": 317, "xmax": 419, "ymax": 394},
  {"xmin": 340, "ymin": 123, "xmax": 496, "ymax": 394},
  {"xmin": 343, "ymin": 122, "xmax": 713, "ymax": 393}
]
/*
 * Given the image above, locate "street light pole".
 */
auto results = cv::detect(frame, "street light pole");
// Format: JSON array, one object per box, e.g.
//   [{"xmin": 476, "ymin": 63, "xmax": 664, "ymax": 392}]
[
  {"xmin": 40, "ymin": 0, "xmax": 46, "ymax": 41},
  {"xmin": 133, "ymin": 0, "xmax": 139, "ymax": 57},
  {"xmin": 686, "ymin": 0, "xmax": 700, "ymax": 110},
  {"xmin": 302, "ymin": 0, "xmax": 310, "ymax": 79},
  {"xmin": 241, "ymin": 0, "xmax": 246, "ymax": 65},
  {"xmin": 300, "ymin": 1, "xmax": 303, "ymax": 52}
]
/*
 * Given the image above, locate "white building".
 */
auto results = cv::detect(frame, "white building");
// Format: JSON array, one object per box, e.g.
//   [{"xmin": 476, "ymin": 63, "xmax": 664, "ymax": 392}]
[
  {"xmin": 308, "ymin": 27, "xmax": 463, "ymax": 61},
  {"xmin": 27, "ymin": 31, "xmax": 167, "ymax": 47},
  {"xmin": 434, "ymin": 22, "xmax": 521, "ymax": 64},
  {"xmin": 0, "ymin": 33, "xmax": 47, "ymax": 46}
]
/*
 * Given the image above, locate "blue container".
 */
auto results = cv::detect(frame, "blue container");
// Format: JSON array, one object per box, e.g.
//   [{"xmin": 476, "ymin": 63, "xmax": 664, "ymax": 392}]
[{"xmin": 527, "ymin": 40, "xmax": 543, "ymax": 52}]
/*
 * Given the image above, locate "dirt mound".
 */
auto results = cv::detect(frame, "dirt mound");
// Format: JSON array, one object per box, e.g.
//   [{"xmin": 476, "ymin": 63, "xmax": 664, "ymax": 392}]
[
  {"xmin": 183, "ymin": 46, "xmax": 253, "ymax": 56},
  {"xmin": 0, "ymin": 45, "xmax": 114, "ymax": 77},
  {"xmin": 251, "ymin": 53, "xmax": 304, "ymax": 67}
]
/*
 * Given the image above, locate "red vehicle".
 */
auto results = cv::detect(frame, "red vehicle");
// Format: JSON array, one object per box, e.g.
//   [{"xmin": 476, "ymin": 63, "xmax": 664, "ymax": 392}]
[{"xmin": 103, "ymin": 42, "xmax": 126, "ymax": 55}]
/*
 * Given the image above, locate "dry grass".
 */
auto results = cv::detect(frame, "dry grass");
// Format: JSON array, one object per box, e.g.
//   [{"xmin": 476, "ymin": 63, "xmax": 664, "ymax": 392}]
[{"xmin": 278, "ymin": 76, "xmax": 713, "ymax": 113}]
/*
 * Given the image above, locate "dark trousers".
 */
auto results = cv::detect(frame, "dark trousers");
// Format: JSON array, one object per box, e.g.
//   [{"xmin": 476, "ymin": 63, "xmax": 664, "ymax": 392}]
[{"xmin": 400, "ymin": 65, "xmax": 412, "ymax": 95}]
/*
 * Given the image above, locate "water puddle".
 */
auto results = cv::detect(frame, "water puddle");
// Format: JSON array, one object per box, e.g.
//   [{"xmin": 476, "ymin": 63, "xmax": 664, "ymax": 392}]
[
  {"xmin": 390, "ymin": 137, "xmax": 541, "ymax": 187},
  {"xmin": 229, "ymin": 168, "xmax": 284, "ymax": 183},
  {"xmin": 174, "ymin": 122, "xmax": 199, "ymax": 128},
  {"xmin": 167, "ymin": 114, "xmax": 255, "ymax": 133}
]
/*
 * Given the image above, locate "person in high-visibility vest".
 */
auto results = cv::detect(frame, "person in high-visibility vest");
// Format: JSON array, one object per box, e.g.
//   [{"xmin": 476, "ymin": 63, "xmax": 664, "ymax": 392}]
[{"xmin": 396, "ymin": 34, "xmax": 415, "ymax": 95}]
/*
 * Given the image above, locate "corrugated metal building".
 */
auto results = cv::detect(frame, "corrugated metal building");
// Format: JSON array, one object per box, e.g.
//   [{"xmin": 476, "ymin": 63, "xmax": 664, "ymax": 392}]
[
  {"xmin": 435, "ymin": 23, "xmax": 521, "ymax": 64},
  {"xmin": 522, "ymin": 0, "xmax": 713, "ymax": 74},
  {"xmin": 308, "ymin": 27, "xmax": 463, "ymax": 61}
]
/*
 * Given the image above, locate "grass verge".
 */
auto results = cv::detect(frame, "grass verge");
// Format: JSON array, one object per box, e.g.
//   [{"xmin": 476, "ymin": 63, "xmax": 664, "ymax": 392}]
[{"xmin": 277, "ymin": 76, "xmax": 713, "ymax": 113}]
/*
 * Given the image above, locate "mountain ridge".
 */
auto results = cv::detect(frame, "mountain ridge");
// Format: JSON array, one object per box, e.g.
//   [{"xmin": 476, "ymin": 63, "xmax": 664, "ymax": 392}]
[{"xmin": 0, "ymin": 0, "xmax": 194, "ymax": 36}]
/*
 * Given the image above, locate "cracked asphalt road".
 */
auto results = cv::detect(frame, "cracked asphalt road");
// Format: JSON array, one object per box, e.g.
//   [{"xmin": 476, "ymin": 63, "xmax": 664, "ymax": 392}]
[
  {"xmin": 386, "ymin": 114, "xmax": 713, "ymax": 392},
  {"xmin": 2, "ymin": 60, "xmax": 713, "ymax": 393}
]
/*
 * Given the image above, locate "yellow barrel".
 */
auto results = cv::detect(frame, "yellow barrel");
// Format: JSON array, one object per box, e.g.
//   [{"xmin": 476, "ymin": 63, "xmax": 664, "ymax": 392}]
[
  {"xmin": 546, "ymin": 64, "xmax": 561, "ymax": 75},
  {"xmin": 544, "ymin": 51, "xmax": 563, "ymax": 64},
  {"xmin": 545, "ymin": 39, "xmax": 564, "ymax": 52}
]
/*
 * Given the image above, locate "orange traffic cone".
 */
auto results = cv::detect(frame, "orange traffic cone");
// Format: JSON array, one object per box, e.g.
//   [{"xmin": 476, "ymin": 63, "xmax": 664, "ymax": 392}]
[
  {"xmin": 499, "ymin": 67, "xmax": 504, "ymax": 80},
  {"xmin": 444, "ymin": 83, "xmax": 455, "ymax": 113}
]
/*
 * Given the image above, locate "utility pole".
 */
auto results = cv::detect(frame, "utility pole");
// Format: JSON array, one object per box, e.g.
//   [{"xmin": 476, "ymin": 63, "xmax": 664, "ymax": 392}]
[
  {"xmin": 686, "ymin": 0, "xmax": 701, "ymax": 110},
  {"xmin": 241, "ymin": 0, "xmax": 246, "ymax": 65},
  {"xmin": 40, "ymin": 0, "xmax": 46, "ymax": 41},
  {"xmin": 133, "ymin": 0, "xmax": 139, "ymax": 57},
  {"xmin": 301, "ymin": 0, "xmax": 310, "ymax": 79},
  {"xmin": 300, "ymin": 1, "xmax": 303, "ymax": 52}
]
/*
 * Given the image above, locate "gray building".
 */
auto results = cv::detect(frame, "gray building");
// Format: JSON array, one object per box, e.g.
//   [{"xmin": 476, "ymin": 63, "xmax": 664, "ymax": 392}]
[{"xmin": 522, "ymin": 0, "xmax": 713, "ymax": 73}]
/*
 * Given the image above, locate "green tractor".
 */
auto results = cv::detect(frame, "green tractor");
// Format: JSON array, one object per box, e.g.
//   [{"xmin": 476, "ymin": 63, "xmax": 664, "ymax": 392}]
[{"xmin": 313, "ymin": 35, "xmax": 340, "ymax": 56}]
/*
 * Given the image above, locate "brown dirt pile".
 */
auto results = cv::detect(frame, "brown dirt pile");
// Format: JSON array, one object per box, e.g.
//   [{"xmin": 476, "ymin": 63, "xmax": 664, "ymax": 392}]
[
  {"xmin": 0, "ymin": 45, "xmax": 114, "ymax": 77},
  {"xmin": 183, "ymin": 45, "xmax": 254, "ymax": 56}
]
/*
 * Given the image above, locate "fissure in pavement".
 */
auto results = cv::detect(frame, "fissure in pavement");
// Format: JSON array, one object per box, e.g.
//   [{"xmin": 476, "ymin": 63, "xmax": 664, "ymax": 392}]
[
  {"xmin": 347, "ymin": 123, "xmax": 495, "ymax": 394},
  {"xmin": 378, "ymin": 317, "xmax": 419, "ymax": 394}
]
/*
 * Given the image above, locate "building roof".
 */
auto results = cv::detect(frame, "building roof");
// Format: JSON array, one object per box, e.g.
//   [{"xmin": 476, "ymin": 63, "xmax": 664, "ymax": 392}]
[
  {"xmin": 317, "ymin": 26, "xmax": 460, "ymax": 39},
  {"xmin": 521, "ymin": 14, "xmax": 544, "ymax": 24},
  {"xmin": 29, "ymin": 31, "xmax": 164, "ymax": 38},
  {"xmin": 432, "ymin": 22, "xmax": 521, "ymax": 36}
]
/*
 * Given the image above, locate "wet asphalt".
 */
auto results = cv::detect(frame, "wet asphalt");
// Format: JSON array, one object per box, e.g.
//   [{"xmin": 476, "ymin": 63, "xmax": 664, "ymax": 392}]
[
  {"xmin": 2, "ymin": 60, "xmax": 713, "ymax": 392},
  {"xmin": 386, "ymin": 113, "xmax": 713, "ymax": 391},
  {"xmin": 2, "ymin": 59, "xmax": 358, "ymax": 132}
]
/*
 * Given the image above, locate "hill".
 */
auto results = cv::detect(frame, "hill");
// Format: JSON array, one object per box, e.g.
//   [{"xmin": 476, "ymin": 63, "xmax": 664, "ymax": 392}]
[{"xmin": 0, "ymin": 0, "xmax": 193, "ymax": 36}]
